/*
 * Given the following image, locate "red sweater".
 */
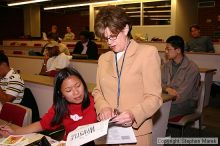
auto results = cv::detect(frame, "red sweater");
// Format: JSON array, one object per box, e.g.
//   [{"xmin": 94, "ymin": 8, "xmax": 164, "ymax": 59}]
[{"xmin": 40, "ymin": 96, "xmax": 97, "ymax": 140}]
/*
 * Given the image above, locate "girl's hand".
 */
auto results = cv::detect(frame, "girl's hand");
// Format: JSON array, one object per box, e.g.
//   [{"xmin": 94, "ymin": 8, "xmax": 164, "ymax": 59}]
[
  {"xmin": 98, "ymin": 107, "xmax": 114, "ymax": 121},
  {"xmin": 111, "ymin": 110, "xmax": 135, "ymax": 127},
  {"xmin": 0, "ymin": 125, "xmax": 14, "ymax": 137}
]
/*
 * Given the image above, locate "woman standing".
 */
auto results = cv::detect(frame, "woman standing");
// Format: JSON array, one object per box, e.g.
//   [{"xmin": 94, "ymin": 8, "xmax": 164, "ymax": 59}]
[{"xmin": 92, "ymin": 6, "xmax": 162, "ymax": 146}]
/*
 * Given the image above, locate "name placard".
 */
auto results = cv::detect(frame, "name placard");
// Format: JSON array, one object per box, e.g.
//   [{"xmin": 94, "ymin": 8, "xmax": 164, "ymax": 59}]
[{"xmin": 66, "ymin": 119, "xmax": 109, "ymax": 146}]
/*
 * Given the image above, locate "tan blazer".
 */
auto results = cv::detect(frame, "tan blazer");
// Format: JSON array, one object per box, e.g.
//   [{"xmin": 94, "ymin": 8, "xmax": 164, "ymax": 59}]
[{"xmin": 92, "ymin": 40, "xmax": 162, "ymax": 136}]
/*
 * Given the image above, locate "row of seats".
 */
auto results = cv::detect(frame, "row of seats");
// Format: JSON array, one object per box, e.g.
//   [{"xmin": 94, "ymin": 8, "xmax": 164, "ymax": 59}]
[{"xmin": 9, "ymin": 42, "xmax": 103, "ymax": 48}]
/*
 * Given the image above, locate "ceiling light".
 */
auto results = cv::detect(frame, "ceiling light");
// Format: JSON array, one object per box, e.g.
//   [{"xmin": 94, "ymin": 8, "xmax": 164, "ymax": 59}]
[
  {"xmin": 44, "ymin": 0, "xmax": 118, "ymax": 10},
  {"xmin": 8, "ymin": 0, "xmax": 51, "ymax": 6}
]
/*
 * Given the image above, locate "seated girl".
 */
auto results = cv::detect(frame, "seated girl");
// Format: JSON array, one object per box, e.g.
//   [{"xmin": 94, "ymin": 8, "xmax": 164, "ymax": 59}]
[{"xmin": 0, "ymin": 67, "xmax": 97, "ymax": 145}]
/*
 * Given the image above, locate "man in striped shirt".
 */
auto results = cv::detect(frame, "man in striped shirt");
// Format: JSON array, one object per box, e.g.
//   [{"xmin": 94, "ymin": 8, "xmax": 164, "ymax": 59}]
[{"xmin": 0, "ymin": 53, "xmax": 24, "ymax": 110}]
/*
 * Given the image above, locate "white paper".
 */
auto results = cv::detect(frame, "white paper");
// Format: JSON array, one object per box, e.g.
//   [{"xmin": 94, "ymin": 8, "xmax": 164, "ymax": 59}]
[
  {"xmin": 66, "ymin": 119, "xmax": 110, "ymax": 146},
  {"xmin": 95, "ymin": 125, "xmax": 137, "ymax": 145}
]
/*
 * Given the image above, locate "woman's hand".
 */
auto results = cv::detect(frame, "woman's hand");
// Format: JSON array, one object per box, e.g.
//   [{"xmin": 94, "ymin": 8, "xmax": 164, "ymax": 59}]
[
  {"xmin": 98, "ymin": 107, "xmax": 114, "ymax": 121},
  {"xmin": 110, "ymin": 110, "xmax": 135, "ymax": 127},
  {"xmin": 0, "ymin": 125, "xmax": 15, "ymax": 137}
]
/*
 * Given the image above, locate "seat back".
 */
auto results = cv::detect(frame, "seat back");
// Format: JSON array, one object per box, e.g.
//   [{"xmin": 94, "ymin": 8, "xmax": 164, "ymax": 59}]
[
  {"xmin": 13, "ymin": 50, "xmax": 23, "ymax": 55},
  {"xmin": 195, "ymin": 81, "xmax": 205, "ymax": 114},
  {"xmin": 0, "ymin": 50, "xmax": 4, "ymax": 54},
  {"xmin": 20, "ymin": 88, "xmax": 40, "ymax": 122},
  {"xmin": 0, "ymin": 102, "xmax": 32, "ymax": 126}
]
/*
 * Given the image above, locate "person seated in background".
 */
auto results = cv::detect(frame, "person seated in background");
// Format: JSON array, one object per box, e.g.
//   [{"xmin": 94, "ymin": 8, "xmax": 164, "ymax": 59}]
[
  {"xmin": 0, "ymin": 53, "xmax": 24, "ymax": 111},
  {"xmin": 0, "ymin": 67, "xmax": 96, "ymax": 145},
  {"xmin": 57, "ymin": 40, "xmax": 70, "ymax": 56},
  {"xmin": 39, "ymin": 43, "xmax": 71, "ymax": 77},
  {"xmin": 185, "ymin": 24, "xmax": 215, "ymax": 53},
  {"xmin": 63, "ymin": 26, "xmax": 75, "ymax": 41},
  {"xmin": 162, "ymin": 35, "xmax": 201, "ymax": 118},
  {"xmin": 47, "ymin": 25, "xmax": 60, "ymax": 41},
  {"xmin": 89, "ymin": 31, "xmax": 96, "ymax": 40},
  {"xmin": 73, "ymin": 31, "xmax": 98, "ymax": 60},
  {"xmin": 42, "ymin": 40, "xmax": 70, "ymax": 56}
]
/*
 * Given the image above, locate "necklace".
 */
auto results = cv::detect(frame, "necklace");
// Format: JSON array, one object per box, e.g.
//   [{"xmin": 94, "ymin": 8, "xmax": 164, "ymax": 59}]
[{"xmin": 114, "ymin": 40, "xmax": 131, "ymax": 109}]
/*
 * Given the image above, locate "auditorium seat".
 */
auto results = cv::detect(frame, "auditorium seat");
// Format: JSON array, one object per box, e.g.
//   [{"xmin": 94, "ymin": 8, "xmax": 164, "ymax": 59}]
[
  {"xmin": 10, "ymin": 42, "xmax": 16, "ymax": 46},
  {"xmin": 34, "ymin": 43, "xmax": 42, "ymax": 47},
  {"xmin": 0, "ymin": 102, "xmax": 32, "ymax": 127},
  {"xmin": 20, "ymin": 43, "xmax": 27, "ymax": 46},
  {"xmin": 67, "ymin": 44, "xmax": 75, "ymax": 48},
  {"xmin": 13, "ymin": 50, "xmax": 23, "ymax": 55}
]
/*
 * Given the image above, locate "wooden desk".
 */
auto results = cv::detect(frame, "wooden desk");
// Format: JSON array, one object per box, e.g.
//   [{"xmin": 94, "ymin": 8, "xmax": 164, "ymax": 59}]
[
  {"xmin": 0, "ymin": 119, "xmax": 20, "ymax": 129},
  {"xmin": 0, "ymin": 119, "xmax": 61, "ymax": 145},
  {"xmin": 21, "ymin": 73, "xmax": 54, "ymax": 86},
  {"xmin": 21, "ymin": 74, "xmax": 96, "ymax": 117}
]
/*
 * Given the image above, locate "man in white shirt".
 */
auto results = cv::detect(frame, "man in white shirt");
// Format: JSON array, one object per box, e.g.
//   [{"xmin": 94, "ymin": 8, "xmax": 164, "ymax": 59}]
[
  {"xmin": 63, "ymin": 26, "xmax": 75, "ymax": 41},
  {"xmin": 0, "ymin": 53, "xmax": 24, "ymax": 110},
  {"xmin": 73, "ymin": 31, "xmax": 98, "ymax": 59}
]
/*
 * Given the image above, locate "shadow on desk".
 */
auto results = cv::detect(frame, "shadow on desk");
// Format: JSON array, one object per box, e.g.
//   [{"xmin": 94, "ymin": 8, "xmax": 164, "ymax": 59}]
[
  {"xmin": 40, "ymin": 126, "xmax": 65, "ymax": 141},
  {"xmin": 25, "ymin": 136, "xmax": 51, "ymax": 146}
]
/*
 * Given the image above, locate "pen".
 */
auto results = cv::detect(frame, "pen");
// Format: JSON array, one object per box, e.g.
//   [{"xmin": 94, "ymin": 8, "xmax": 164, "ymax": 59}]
[{"xmin": 1, "ymin": 121, "xmax": 12, "ymax": 129}]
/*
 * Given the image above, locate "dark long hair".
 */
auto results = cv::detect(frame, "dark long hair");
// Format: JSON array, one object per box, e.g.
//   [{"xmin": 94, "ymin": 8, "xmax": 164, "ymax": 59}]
[{"xmin": 51, "ymin": 67, "xmax": 90, "ymax": 126}]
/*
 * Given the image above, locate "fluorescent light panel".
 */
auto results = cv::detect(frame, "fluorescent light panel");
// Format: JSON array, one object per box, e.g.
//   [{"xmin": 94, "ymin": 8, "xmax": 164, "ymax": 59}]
[
  {"xmin": 8, "ymin": 0, "xmax": 51, "ymax": 6},
  {"xmin": 44, "ymin": 0, "xmax": 118, "ymax": 10}
]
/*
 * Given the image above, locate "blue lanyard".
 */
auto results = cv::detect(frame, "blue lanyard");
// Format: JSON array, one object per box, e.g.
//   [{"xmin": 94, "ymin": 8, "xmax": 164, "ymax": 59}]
[{"xmin": 114, "ymin": 41, "xmax": 131, "ymax": 108}]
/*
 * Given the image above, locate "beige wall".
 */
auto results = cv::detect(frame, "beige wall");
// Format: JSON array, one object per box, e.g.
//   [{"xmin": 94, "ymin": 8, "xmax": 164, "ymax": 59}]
[
  {"xmin": 20, "ymin": 0, "xmax": 198, "ymax": 40},
  {"xmin": 132, "ymin": 26, "xmax": 174, "ymax": 42},
  {"xmin": 24, "ymin": 5, "xmax": 41, "ymax": 37},
  {"xmin": 90, "ymin": 0, "xmax": 198, "ymax": 41},
  {"xmin": 175, "ymin": 0, "xmax": 198, "ymax": 41},
  {"xmin": 132, "ymin": 0, "xmax": 176, "ymax": 41}
]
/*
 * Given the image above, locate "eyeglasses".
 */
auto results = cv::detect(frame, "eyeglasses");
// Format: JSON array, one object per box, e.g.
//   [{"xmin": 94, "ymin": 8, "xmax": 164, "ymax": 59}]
[
  {"xmin": 165, "ymin": 47, "xmax": 175, "ymax": 52},
  {"xmin": 104, "ymin": 33, "xmax": 119, "ymax": 42}
]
